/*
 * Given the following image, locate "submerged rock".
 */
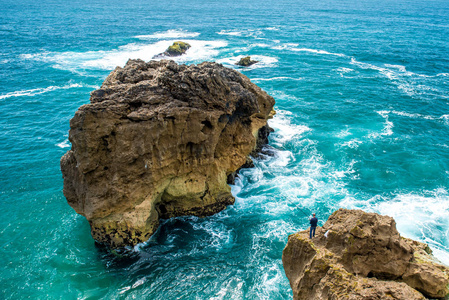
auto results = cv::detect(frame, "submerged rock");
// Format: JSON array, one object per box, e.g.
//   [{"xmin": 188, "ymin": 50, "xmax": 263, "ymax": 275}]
[
  {"xmin": 153, "ymin": 41, "xmax": 191, "ymax": 58},
  {"xmin": 235, "ymin": 56, "xmax": 259, "ymax": 67},
  {"xmin": 61, "ymin": 59, "xmax": 275, "ymax": 248},
  {"xmin": 282, "ymin": 209, "xmax": 449, "ymax": 300}
]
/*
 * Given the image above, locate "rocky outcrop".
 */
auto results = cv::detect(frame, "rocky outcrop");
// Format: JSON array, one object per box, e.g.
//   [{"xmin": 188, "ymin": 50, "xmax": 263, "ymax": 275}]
[
  {"xmin": 61, "ymin": 59, "xmax": 275, "ymax": 248},
  {"xmin": 282, "ymin": 209, "xmax": 449, "ymax": 300},
  {"xmin": 235, "ymin": 56, "xmax": 258, "ymax": 67},
  {"xmin": 153, "ymin": 41, "xmax": 191, "ymax": 59}
]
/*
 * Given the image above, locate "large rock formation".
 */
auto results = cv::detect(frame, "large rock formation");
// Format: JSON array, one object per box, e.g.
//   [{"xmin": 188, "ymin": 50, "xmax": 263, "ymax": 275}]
[
  {"xmin": 61, "ymin": 59, "xmax": 275, "ymax": 248},
  {"xmin": 283, "ymin": 209, "xmax": 449, "ymax": 300}
]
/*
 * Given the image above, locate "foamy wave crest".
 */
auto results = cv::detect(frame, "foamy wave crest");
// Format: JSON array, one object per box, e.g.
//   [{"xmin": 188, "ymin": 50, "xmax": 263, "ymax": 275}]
[
  {"xmin": 441, "ymin": 115, "xmax": 449, "ymax": 126},
  {"xmin": 0, "ymin": 83, "xmax": 87, "ymax": 100},
  {"xmin": 217, "ymin": 30, "xmax": 243, "ymax": 36},
  {"xmin": 368, "ymin": 110, "xmax": 394, "ymax": 138},
  {"xmin": 372, "ymin": 110, "xmax": 448, "ymax": 125},
  {"xmin": 350, "ymin": 58, "xmax": 442, "ymax": 97},
  {"xmin": 336, "ymin": 67, "xmax": 356, "ymax": 77},
  {"xmin": 273, "ymin": 45, "xmax": 346, "ymax": 57},
  {"xmin": 291, "ymin": 48, "xmax": 346, "ymax": 57},
  {"xmin": 135, "ymin": 30, "xmax": 200, "ymax": 39},
  {"xmin": 269, "ymin": 110, "xmax": 311, "ymax": 145},
  {"xmin": 341, "ymin": 139, "xmax": 362, "ymax": 149},
  {"xmin": 210, "ymin": 279, "xmax": 244, "ymax": 300},
  {"xmin": 22, "ymin": 40, "xmax": 227, "ymax": 71},
  {"xmin": 216, "ymin": 55, "xmax": 278, "ymax": 70},
  {"xmin": 217, "ymin": 29, "xmax": 264, "ymax": 39},
  {"xmin": 56, "ymin": 139, "xmax": 70, "ymax": 148}
]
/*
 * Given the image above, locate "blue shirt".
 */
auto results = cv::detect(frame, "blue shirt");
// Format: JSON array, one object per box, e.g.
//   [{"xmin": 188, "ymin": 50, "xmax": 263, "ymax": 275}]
[{"xmin": 310, "ymin": 217, "xmax": 318, "ymax": 227}]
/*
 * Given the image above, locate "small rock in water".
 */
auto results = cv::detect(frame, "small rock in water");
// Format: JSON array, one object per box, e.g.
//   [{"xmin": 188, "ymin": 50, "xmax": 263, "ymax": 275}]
[
  {"xmin": 153, "ymin": 41, "xmax": 191, "ymax": 58},
  {"xmin": 235, "ymin": 56, "xmax": 259, "ymax": 67}
]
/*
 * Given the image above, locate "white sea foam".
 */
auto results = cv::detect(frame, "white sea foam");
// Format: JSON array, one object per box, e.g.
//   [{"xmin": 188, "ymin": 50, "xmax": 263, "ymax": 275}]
[
  {"xmin": 210, "ymin": 279, "xmax": 244, "ymax": 300},
  {"xmin": 217, "ymin": 30, "xmax": 243, "ymax": 36},
  {"xmin": 290, "ymin": 48, "xmax": 346, "ymax": 57},
  {"xmin": 335, "ymin": 127, "xmax": 352, "ymax": 138},
  {"xmin": 341, "ymin": 139, "xmax": 362, "ymax": 149},
  {"xmin": 234, "ymin": 43, "xmax": 272, "ymax": 53},
  {"xmin": 268, "ymin": 110, "xmax": 311, "ymax": 145},
  {"xmin": 336, "ymin": 67, "xmax": 355, "ymax": 77},
  {"xmin": 371, "ymin": 110, "xmax": 447, "ymax": 125},
  {"xmin": 441, "ymin": 115, "xmax": 449, "ymax": 126},
  {"xmin": 250, "ymin": 76, "xmax": 302, "ymax": 82},
  {"xmin": 0, "ymin": 83, "xmax": 87, "ymax": 100},
  {"xmin": 22, "ymin": 40, "xmax": 227, "ymax": 71},
  {"xmin": 270, "ymin": 43, "xmax": 299, "ymax": 50},
  {"xmin": 273, "ymin": 45, "xmax": 346, "ymax": 57},
  {"xmin": 350, "ymin": 58, "xmax": 441, "ymax": 97},
  {"xmin": 217, "ymin": 29, "xmax": 264, "ymax": 38},
  {"xmin": 135, "ymin": 29, "xmax": 200, "ymax": 39},
  {"xmin": 131, "ymin": 277, "xmax": 147, "ymax": 289},
  {"xmin": 368, "ymin": 110, "xmax": 394, "ymax": 138},
  {"xmin": 56, "ymin": 139, "xmax": 70, "ymax": 148}
]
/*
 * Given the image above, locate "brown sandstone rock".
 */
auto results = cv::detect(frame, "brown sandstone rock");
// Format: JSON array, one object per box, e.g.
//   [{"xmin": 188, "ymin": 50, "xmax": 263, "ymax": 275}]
[
  {"xmin": 61, "ymin": 59, "xmax": 275, "ymax": 248},
  {"xmin": 282, "ymin": 209, "xmax": 449, "ymax": 300}
]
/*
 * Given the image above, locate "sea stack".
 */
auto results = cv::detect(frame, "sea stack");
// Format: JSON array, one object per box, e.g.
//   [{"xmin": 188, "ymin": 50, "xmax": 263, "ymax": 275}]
[
  {"xmin": 282, "ymin": 209, "xmax": 449, "ymax": 300},
  {"xmin": 60, "ymin": 59, "xmax": 275, "ymax": 248}
]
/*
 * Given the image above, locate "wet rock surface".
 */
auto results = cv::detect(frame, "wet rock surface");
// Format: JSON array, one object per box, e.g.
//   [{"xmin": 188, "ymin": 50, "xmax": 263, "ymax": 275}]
[
  {"xmin": 153, "ymin": 41, "xmax": 191, "ymax": 58},
  {"xmin": 61, "ymin": 59, "xmax": 275, "ymax": 248},
  {"xmin": 282, "ymin": 209, "xmax": 449, "ymax": 300},
  {"xmin": 235, "ymin": 56, "xmax": 259, "ymax": 67}
]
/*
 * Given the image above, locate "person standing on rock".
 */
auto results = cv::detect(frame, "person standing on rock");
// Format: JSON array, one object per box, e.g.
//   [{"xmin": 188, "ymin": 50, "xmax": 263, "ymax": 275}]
[{"xmin": 309, "ymin": 213, "xmax": 318, "ymax": 239}]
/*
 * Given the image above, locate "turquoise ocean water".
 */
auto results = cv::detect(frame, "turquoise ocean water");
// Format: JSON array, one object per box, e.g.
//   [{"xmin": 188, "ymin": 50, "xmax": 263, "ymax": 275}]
[{"xmin": 1, "ymin": 0, "xmax": 449, "ymax": 298}]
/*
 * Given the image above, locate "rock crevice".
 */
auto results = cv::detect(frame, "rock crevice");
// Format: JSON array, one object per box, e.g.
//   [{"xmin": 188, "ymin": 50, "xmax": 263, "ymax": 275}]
[{"xmin": 61, "ymin": 59, "xmax": 275, "ymax": 248}]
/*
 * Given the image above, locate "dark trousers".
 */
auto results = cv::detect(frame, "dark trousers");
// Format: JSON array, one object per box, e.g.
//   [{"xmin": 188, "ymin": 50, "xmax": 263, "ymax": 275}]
[{"xmin": 310, "ymin": 226, "xmax": 316, "ymax": 239}]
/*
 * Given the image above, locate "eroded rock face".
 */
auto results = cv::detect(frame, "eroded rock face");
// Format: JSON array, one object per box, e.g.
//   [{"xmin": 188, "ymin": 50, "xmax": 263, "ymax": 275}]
[
  {"xmin": 61, "ymin": 59, "xmax": 275, "ymax": 248},
  {"xmin": 282, "ymin": 209, "xmax": 449, "ymax": 300}
]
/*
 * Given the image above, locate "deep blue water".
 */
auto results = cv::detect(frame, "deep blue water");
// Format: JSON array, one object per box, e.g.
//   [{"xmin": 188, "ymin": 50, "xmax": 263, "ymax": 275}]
[{"xmin": 1, "ymin": 0, "xmax": 449, "ymax": 298}]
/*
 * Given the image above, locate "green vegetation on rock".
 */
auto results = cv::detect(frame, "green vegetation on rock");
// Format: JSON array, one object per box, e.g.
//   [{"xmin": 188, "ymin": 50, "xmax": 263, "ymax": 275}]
[
  {"xmin": 166, "ymin": 41, "xmax": 191, "ymax": 56},
  {"xmin": 235, "ymin": 56, "xmax": 259, "ymax": 67}
]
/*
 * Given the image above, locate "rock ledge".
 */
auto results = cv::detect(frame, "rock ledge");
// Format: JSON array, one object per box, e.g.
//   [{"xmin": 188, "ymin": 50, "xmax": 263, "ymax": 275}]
[{"xmin": 282, "ymin": 209, "xmax": 449, "ymax": 300}]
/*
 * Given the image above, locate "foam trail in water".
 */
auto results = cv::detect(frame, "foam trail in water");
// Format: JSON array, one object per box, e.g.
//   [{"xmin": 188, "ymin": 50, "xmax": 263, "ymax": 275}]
[
  {"xmin": 0, "ymin": 83, "xmax": 94, "ymax": 100},
  {"xmin": 135, "ymin": 30, "xmax": 200, "ymax": 39},
  {"xmin": 56, "ymin": 139, "xmax": 70, "ymax": 148},
  {"xmin": 272, "ymin": 45, "xmax": 346, "ymax": 57},
  {"xmin": 368, "ymin": 111, "xmax": 394, "ymax": 138},
  {"xmin": 250, "ymin": 76, "xmax": 303, "ymax": 82},
  {"xmin": 350, "ymin": 58, "xmax": 445, "ymax": 97},
  {"xmin": 217, "ymin": 29, "xmax": 264, "ymax": 39}
]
